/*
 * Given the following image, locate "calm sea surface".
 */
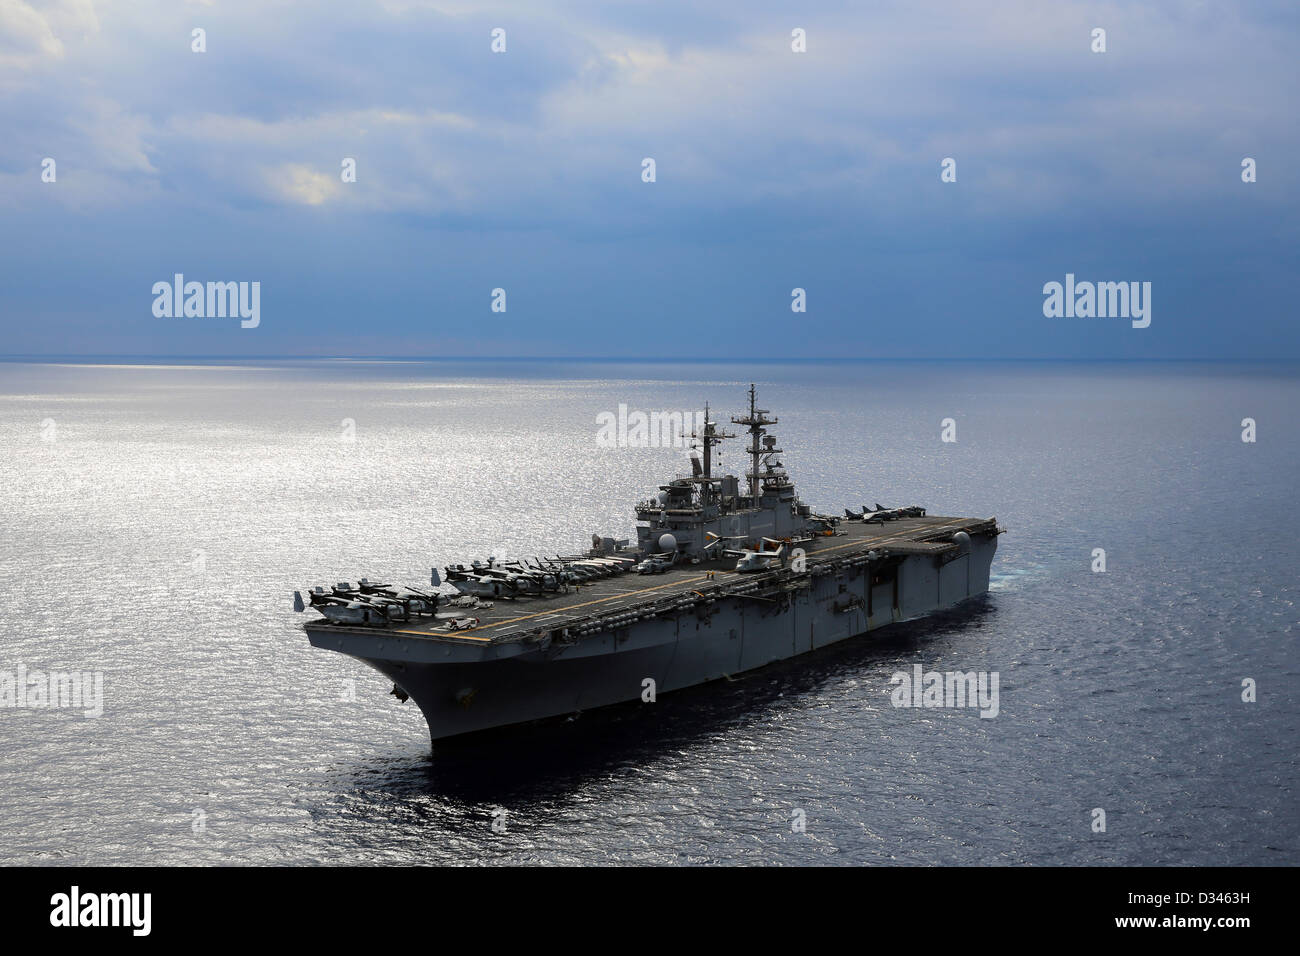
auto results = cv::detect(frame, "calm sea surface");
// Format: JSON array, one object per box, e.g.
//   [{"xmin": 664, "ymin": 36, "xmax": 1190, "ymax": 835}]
[{"xmin": 0, "ymin": 360, "xmax": 1295, "ymax": 865}]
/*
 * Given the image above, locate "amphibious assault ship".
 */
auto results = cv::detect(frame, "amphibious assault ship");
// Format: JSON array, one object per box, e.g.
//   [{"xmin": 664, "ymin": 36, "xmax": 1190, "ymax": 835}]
[{"xmin": 294, "ymin": 387, "xmax": 1001, "ymax": 741}]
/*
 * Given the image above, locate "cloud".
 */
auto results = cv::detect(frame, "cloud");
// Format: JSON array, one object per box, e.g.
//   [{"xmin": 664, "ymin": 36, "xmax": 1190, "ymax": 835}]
[
  {"xmin": 0, "ymin": 0, "xmax": 99, "ymax": 70},
  {"xmin": 0, "ymin": 0, "xmax": 1297, "ymax": 357},
  {"xmin": 4, "ymin": 0, "xmax": 1297, "ymax": 223},
  {"xmin": 267, "ymin": 162, "xmax": 338, "ymax": 205},
  {"xmin": 0, "ymin": 2, "xmax": 65, "ymax": 66}
]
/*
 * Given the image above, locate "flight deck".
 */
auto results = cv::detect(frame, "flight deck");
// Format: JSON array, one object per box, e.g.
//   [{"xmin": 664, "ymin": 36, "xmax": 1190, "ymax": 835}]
[{"xmin": 307, "ymin": 513, "xmax": 998, "ymax": 647}]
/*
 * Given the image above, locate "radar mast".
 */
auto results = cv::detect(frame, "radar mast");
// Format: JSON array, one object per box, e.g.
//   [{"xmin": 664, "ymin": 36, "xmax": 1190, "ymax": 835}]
[
  {"xmin": 731, "ymin": 383, "xmax": 781, "ymax": 499},
  {"xmin": 690, "ymin": 401, "xmax": 735, "ymax": 480}
]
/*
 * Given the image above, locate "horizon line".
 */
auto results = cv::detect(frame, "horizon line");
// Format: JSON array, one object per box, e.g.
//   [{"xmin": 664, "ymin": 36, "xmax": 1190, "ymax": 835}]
[{"xmin": 3, "ymin": 355, "xmax": 1299, "ymax": 365}]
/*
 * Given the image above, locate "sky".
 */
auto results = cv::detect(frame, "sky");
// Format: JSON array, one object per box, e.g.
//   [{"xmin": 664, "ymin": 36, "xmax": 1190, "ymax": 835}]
[{"xmin": 0, "ymin": 0, "xmax": 1297, "ymax": 359}]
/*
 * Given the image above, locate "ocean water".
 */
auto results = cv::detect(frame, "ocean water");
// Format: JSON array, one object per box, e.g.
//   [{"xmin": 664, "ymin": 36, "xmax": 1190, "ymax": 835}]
[{"xmin": 0, "ymin": 359, "xmax": 1295, "ymax": 866}]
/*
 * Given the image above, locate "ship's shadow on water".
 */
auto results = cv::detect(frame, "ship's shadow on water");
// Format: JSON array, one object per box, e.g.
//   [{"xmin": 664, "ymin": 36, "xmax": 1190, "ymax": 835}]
[{"xmin": 348, "ymin": 597, "xmax": 999, "ymax": 807}]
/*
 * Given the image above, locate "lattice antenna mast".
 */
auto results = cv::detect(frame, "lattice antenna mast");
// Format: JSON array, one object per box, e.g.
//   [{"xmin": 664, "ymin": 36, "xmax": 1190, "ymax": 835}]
[{"xmin": 731, "ymin": 384, "xmax": 780, "ymax": 499}]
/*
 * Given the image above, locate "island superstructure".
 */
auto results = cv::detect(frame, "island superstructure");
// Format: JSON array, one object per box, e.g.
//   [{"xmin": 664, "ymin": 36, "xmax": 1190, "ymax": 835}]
[{"xmin": 294, "ymin": 386, "xmax": 1001, "ymax": 741}]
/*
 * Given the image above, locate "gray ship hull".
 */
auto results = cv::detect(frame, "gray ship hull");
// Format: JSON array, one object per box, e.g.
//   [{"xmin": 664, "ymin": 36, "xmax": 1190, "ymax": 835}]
[{"xmin": 310, "ymin": 533, "xmax": 997, "ymax": 741}]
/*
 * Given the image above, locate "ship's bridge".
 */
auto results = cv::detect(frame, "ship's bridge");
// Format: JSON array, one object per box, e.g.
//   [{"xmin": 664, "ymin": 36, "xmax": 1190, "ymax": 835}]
[{"xmin": 632, "ymin": 387, "xmax": 818, "ymax": 561}]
